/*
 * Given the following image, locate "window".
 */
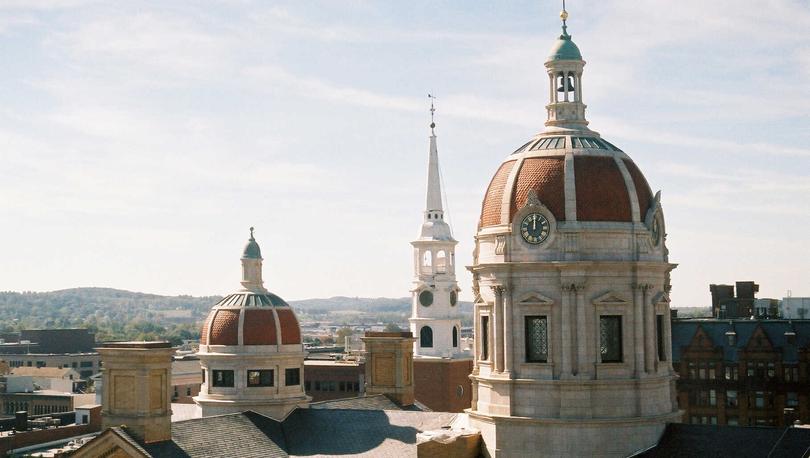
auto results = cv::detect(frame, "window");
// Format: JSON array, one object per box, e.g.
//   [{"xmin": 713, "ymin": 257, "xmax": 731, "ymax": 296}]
[
  {"xmin": 314, "ymin": 381, "xmax": 321, "ymax": 391},
  {"xmin": 725, "ymin": 365, "xmax": 738, "ymax": 381},
  {"xmin": 186, "ymin": 387, "xmax": 192, "ymax": 396},
  {"xmin": 525, "ymin": 316, "xmax": 548, "ymax": 363},
  {"xmin": 247, "ymin": 369, "xmax": 274, "ymax": 387},
  {"xmin": 80, "ymin": 361, "xmax": 93, "ymax": 368},
  {"xmin": 173, "ymin": 386, "xmax": 179, "ymax": 398},
  {"xmin": 767, "ymin": 362, "xmax": 775, "ymax": 378},
  {"xmin": 726, "ymin": 390, "xmax": 738, "ymax": 408},
  {"xmin": 708, "ymin": 362, "xmax": 716, "ymax": 380},
  {"xmin": 656, "ymin": 315, "xmax": 666, "ymax": 361},
  {"xmin": 751, "ymin": 391, "xmax": 773, "ymax": 409},
  {"xmin": 481, "ymin": 316, "xmax": 489, "ymax": 361},
  {"xmin": 212, "ymin": 370, "xmax": 234, "ymax": 387},
  {"xmin": 339, "ymin": 381, "xmax": 346, "ymax": 391},
  {"xmin": 787, "ymin": 392, "xmax": 799, "ymax": 407},
  {"xmin": 201, "ymin": 370, "xmax": 206, "ymax": 384},
  {"xmin": 699, "ymin": 364, "xmax": 706, "ymax": 380},
  {"xmin": 709, "ymin": 389, "xmax": 716, "ymax": 406},
  {"xmin": 285, "ymin": 368, "xmax": 300, "ymax": 386},
  {"xmin": 599, "ymin": 316, "xmax": 623, "ymax": 363},
  {"xmin": 785, "ymin": 366, "xmax": 799, "ymax": 382},
  {"xmin": 452, "ymin": 326, "xmax": 459, "ymax": 348},
  {"xmin": 727, "ymin": 417, "xmax": 739, "ymax": 426},
  {"xmin": 420, "ymin": 326, "xmax": 434, "ymax": 348},
  {"xmin": 688, "ymin": 362, "xmax": 697, "ymax": 379},
  {"xmin": 36, "ymin": 361, "xmax": 46, "ymax": 368}
]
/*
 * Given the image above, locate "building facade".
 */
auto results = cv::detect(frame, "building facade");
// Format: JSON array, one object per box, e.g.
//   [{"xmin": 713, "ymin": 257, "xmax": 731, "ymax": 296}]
[
  {"xmin": 303, "ymin": 359, "xmax": 364, "ymax": 402},
  {"xmin": 466, "ymin": 8, "xmax": 679, "ymax": 457},
  {"xmin": 673, "ymin": 319, "xmax": 810, "ymax": 427},
  {"xmin": 194, "ymin": 229, "xmax": 310, "ymax": 419}
]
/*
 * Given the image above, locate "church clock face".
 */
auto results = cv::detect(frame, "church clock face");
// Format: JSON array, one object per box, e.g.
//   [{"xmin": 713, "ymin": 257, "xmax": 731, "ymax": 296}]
[
  {"xmin": 419, "ymin": 290, "xmax": 433, "ymax": 307},
  {"xmin": 520, "ymin": 213, "xmax": 550, "ymax": 245}
]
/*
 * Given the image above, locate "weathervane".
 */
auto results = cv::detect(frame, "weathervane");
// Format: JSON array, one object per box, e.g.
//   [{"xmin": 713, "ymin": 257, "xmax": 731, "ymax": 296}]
[
  {"xmin": 560, "ymin": 0, "xmax": 569, "ymax": 37},
  {"xmin": 428, "ymin": 93, "xmax": 437, "ymax": 132}
]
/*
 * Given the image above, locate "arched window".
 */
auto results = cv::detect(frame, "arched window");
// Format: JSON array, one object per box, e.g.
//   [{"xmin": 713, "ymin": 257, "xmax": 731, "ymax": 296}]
[
  {"xmin": 436, "ymin": 250, "xmax": 447, "ymax": 273},
  {"xmin": 452, "ymin": 326, "xmax": 458, "ymax": 348},
  {"xmin": 422, "ymin": 250, "xmax": 432, "ymax": 268},
  {"xmin": 420, "ymin": 326, "xmax": 433, "ymax": 348}
]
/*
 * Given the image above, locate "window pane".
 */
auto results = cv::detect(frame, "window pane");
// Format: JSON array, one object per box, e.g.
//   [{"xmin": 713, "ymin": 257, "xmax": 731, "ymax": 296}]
[
  {"xmin": 248, "ymin": 369, "xmax": 274, "ymax": 387},
  {"xmin": 525, "ymin": 316, "xmax": 548, "ymax": 363},
  {"xmin": 212, "ymin": 370, "xmax": 234, "ymax": 387},
  {"xmin": 285, "ymin": 368, "xmax": 300, "ymax": 386},
  {"xmin": 600, "ymin": 316, "xmax": 623, "ymax": 363},
  {"xmin": 656, "ymin": 315, "xmax": 666, "ymax": 361}
]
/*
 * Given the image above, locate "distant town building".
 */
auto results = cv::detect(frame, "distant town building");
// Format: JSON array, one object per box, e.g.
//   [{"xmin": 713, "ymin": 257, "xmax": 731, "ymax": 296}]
[
  {"xmin": 171, "ymin": 357, "xmax": 202, "ymax": 404},
  {"xmin": 782, "ymin": 297, "xmax": 810, "ymax": 319},
  {"xmin": 0, "ymin": 329, "xmax": 100, "ymax": 379},
  {"xmin": 303, "ymin": 359, "xmax": 364, "ymax": 402},
  {"xmin": 672, "ymin": 319, "xmax": 810, "ymax": 427},
  {"xmin": 710, "ymin": 281, "xmax": 760, "ymax": 319}
]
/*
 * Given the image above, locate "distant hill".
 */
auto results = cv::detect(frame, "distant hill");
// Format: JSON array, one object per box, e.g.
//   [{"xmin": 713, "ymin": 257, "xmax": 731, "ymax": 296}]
[{"xmin": 0, "ymin": 288, "xmax": 473, "ymax": 339}]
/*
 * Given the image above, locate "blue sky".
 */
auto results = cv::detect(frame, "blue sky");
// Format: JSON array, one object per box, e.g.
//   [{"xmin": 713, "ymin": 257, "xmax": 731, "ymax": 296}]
[{"xmin": 1, "ymin": 0, "xmax": 808, "ymax": 308}]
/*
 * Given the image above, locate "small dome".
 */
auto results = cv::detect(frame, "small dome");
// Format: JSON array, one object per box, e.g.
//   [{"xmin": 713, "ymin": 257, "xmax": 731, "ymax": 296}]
[
  {"xmin": 548, "ymin": 35, "xmax": 582, "ymax": 61},
  {"xmin": 242, "ymin": 227, "xmax": 262, "ymax": 259},
  {"xmin": 200, "ymin": 292, "xmax": 301, "ymax": 346}
]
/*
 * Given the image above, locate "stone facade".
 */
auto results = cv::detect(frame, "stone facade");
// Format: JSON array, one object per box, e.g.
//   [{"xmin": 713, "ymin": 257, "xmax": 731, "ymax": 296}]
[
  {"xmin": 466, "ymin": 11, "xmax": 680, "ymax": 457},
  {"xmin": 98, "ymin": 341, "xmax": 174, "ymax": 444},
  {"xmin": 362, "ymin": 332, "xmax": 416, "ymax": 406}
]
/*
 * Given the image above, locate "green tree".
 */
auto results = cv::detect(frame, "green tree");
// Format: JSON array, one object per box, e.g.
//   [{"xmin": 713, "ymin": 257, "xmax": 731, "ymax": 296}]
[{"xmin": 384, "ymin": 323, "xmax": 402, "ymax": 332}]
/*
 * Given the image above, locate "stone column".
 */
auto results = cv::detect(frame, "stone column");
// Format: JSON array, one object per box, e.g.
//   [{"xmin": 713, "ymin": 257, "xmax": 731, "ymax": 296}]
[
  {"xmin": 473, "ymin": 300, "xmax": 480, "ymax": 372},
  {"xmin": 563, "ymin": 72, "xmax": 570, "ymax": 102},
  {"xmin": 633, "ymin": 284, "xmax": 645, "ymax": 378},
  {"xmin": 492, "ymin": 286, "xmax": 505, "ymax": 373},
  {"xmin": 644, "ymin": 287, "xmax": 655, "ymax": 374},
  {"xmin": 575, "ymin": 284, "xmax": 589, "ymax": 378},
  {"xmin": 561, "ymin": 284, "xmax": 573, "ymax": 378},
  {"xmin": 503, "ymin": 286, "xmax": 513, "ymax": 375}
]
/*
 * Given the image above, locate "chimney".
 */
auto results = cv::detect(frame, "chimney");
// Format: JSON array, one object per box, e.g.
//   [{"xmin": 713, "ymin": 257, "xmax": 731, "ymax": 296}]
[
  {"xmin": 14, "ymin": 410, "xmax": 28, "ymax": 432},
  {"xmin": 361, "ymin": 332, "xmax": 416, "ymax": 407},
  {"xmin": 97, "ymin": 341, "xmax": 174, "ymax": 444}
]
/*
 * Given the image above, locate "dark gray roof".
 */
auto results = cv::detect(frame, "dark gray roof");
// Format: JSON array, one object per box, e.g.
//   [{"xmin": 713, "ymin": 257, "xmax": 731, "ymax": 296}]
[
  {"xmin": 283, "ymin": 409, "xmax": 456, "ymax": 457},
  {"xmin": 144, "ymin": 411, "xmax": 286, "ymax": 458},
  {"xmin": 672, "ymin": 319, "xmax": 810, "ymax": 363},
  {"xmin": 639, "ymin": 423, "xmax": 810, "ymax": 457},
  {"xmin": 132, "ymin": 407, "xmax": 456, "ymax": 458}
]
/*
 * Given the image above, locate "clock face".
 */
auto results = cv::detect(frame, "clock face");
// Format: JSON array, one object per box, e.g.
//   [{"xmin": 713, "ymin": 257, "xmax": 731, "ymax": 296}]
[
  {"xmin": 419, "ymin": 290, "xmax": 433, "ymax": 307},
  {"xmin": 520, "ymin": 213, "xmax": 551, "ymax": 245}
]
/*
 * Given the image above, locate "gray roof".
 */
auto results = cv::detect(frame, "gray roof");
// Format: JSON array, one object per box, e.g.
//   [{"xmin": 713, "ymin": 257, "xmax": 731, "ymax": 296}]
[
  {"xmin": 672, "ymin": 319, "xmax": 810, "ymax": 363},
  {"xmin": 639, "ymin": 423, "xmax": 810, "ymax": 457},
  {"xmin": 309, "ymin": 394, "xmax": 428, "ymax": 412},
  {"xmin": 135, "ymin": 407, "xmax": 456, "ymax": 458}
]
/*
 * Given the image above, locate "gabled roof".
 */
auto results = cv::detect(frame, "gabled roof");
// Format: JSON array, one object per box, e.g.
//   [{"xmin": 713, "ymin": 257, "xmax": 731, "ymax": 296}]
[{"xmin": 672, "ymin": 319, "xmax": 810, "ymax": 363}]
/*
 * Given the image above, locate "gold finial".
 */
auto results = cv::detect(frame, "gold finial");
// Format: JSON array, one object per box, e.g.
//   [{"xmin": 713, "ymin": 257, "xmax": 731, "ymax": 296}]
[
  {"xmin": 560, "ymin": 0, "xmax": 570, "ymax": 37},
  {"xmin": 560, "ymin": 10, "xmax": 568, "ymax": 21}
]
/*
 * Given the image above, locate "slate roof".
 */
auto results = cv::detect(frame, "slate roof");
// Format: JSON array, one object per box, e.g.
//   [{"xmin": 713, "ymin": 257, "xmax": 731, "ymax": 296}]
[
  {"xmin": 309, "ymin": 394, "xmax": 429, "ymax": 412},
  {"xmin": 672, "ymin": 319, "xmax": 810, "ymax": 363},
  {"xmin": 638, "ymin": 423, "xmax": 810, "ymax": 457},
  {"xmin": 124, "ymin": 407, "xmax": 456, "ymax": 457}
]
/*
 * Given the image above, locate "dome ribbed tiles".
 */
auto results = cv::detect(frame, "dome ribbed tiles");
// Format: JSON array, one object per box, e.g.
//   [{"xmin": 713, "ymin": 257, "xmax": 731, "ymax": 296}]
[
  {"xmin": 510, "ymin": 157, "xmax": 566, "ymax": 222},
  {"xmin": 623, "ymin": 159, "xmax": 653, "ymax": 218},
  {"xmin": 480, "ymin": 160, "xmax": 516, "ymax": 227},
  {"xmin": 215, "ymin": 292, "xmax": 289, "ymax": 308},
  {"xmin": 209, "ymin": 309, "xmax": 239, "ymax": 346},
  {"xmin": 243, "ymin": 309, "xmax": 277, "ymax": 345},
  {"xmin": 276, "ymin": 308, "xmax": 301, "ymax": 345},
  {"xmin": 574, "ymin": 156, "xmax": 631, "ymax": 221}
]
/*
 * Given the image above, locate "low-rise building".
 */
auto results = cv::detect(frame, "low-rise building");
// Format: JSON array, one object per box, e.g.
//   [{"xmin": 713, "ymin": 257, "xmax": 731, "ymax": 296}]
[
  {"xmin": 303, "ymin": 359, "xmax": 364, "ymax": 402},
  {"xmin": 171, "ymin": 357, "xmax": 202, "ymax": 404}
]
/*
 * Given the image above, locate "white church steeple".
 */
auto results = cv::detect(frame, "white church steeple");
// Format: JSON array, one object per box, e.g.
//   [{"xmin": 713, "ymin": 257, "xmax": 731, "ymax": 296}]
[{"xmin": 409, "ymin": 97, "xmax": 465, "ymax": 358}]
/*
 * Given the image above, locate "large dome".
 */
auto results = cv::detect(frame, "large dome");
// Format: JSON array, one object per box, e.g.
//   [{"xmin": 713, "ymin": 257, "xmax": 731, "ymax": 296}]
[
  {"xmin": 200, "ymin": 292, "xmax": 301, "ymax": 346},
  {"xmin": 480, "ymin": 134, "xmax": 653, "ymax": 228}
]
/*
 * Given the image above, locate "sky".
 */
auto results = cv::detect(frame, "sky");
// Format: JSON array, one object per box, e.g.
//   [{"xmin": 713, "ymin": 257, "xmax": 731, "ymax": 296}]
[{"xmin": 0, "ymin": 0, "xmax": 808, "ymax": 307}]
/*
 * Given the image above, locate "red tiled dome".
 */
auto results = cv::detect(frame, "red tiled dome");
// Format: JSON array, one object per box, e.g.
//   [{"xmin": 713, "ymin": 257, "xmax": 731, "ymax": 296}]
[
  {"xmin": 200, "ymin": 292, "xmax": 301, "ymax": 346},
  {"xmin": 479, "ymin": 134, "xmax": 652, "ymax": 227}
]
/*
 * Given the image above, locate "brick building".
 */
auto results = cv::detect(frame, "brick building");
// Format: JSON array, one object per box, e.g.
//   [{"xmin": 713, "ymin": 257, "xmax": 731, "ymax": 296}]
[
  {"xmin": 303, "ymin": 359, "xmax": 364, "ymax": 402},
  {"xmin": 672, "ymin": 319, "xmax": 810, "ymax": 427}
]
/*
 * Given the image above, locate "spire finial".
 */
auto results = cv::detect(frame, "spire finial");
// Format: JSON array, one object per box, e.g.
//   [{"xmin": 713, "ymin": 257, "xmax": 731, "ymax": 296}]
[
  {"xmin": 560, "ymin": 0, "xmax": 570, "ymax": 37},
  {"xmin": 249, "ymin": 226, "xmax": 255, "ymax": 240},
  {"xmin": 428, "ymin": 93, "xmax": 437, "ymax": 134}
]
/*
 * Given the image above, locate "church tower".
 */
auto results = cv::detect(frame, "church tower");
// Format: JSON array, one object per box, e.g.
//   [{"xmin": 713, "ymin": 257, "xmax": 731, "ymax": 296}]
[
  {"xmin": 467, "ymin": 6, "xmax": 680, "ymax": 457},
  {"xmin": 195, "ymin": 228, "xmax": 310, "ymax": 419},
  {"xmin": 408, "ymin": 100, "xmax": 473, "ymax": 413},
  {"xmin": 409, "ymin": 99, "xmax": 463, "ymax": 359}
]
